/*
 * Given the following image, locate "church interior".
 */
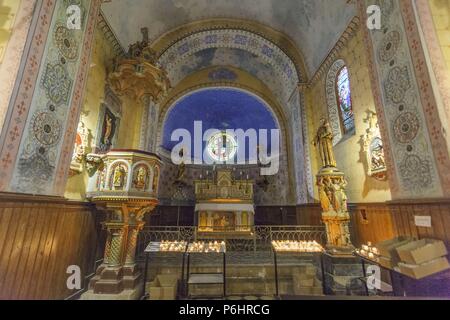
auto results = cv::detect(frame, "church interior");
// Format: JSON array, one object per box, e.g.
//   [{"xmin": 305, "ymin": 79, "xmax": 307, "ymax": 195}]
[{"xmin": 1, "ymin": 0, "xmax": 450, "ymax": 301}]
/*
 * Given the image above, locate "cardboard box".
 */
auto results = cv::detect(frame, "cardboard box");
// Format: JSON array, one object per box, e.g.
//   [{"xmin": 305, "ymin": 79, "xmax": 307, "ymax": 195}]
[
  {"xmin": 398, "ymin": 257, "xmax": 450, "ymax": 280},
  {"xmin": 396, "ymin": 239, "xmax": 448, "ymax": 265},
  {"xmin": 376, "ymin": 236, "xmax": 413, "ymax": 259}
]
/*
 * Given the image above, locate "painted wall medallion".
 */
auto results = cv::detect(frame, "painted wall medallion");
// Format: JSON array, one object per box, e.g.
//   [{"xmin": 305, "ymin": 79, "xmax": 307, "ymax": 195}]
[
  {"xmin": 32, "ymin": 112, "xmax": 62, "ymax": 146},
  {"xmin": 42, "ymin": 63, "xmax": 73, "ymax": 106}
]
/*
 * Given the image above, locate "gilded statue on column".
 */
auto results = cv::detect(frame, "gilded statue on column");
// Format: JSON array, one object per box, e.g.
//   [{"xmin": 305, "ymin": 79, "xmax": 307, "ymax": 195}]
[{"xmin": 314, "ymin": 118, "xmax": 353, "ymax": 252}]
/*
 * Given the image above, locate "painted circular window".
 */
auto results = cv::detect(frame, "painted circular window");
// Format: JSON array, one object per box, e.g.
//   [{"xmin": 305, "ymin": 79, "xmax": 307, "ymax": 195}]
[{"xmin": 207, "ymin": 132, "xmax": 238, "ymax": 162}]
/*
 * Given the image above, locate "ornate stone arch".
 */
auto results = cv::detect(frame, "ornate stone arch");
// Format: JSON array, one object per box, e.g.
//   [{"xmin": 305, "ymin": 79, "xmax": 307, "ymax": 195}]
[
  {"xmin": 325, "ymin": 59, "xmax": 346, "ymax": 145},
  {"xmin": 143, "ymin": 21, "xmax": 313, "ymax": 204}
]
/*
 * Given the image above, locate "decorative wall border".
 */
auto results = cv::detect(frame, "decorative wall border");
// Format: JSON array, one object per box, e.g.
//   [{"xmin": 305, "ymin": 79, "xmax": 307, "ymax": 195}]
[
  {"xmin": 414, "ymin": 0, "xmax": 450, "ymax": 127},
  {"xmin": 399, "ymin": 0, "xmax": 450, "ymax": 195},
  {"xmin": 97, "ymin": 9, "xmax": 125, "ymax": 57},
  {"xmin": 360, "ymin": 0, "xmax": 444, "ymax": 199},
  {"xmin": 0, "ymin": 0, "xmax": 36, "ymax": 132},
  {"xmin": 325, "ymin": 59, "xmax": 346, "ymax": 145},
  {"xmin": 414, "ymin": 0, "xmax": 450, "ymax": 126},
  {"xmin": 309, "ymin": 16, "xmax": 361, "ymax": 85},
  {"xmin": 0, "ymin": 0, "xmax": 57, "ymax": 192},
  {"xmin": 151, "ymin": 18, "xmax": 308, "ymax": 82},
  {"xmin": 54, "ymin": 0, "xmax": 103, "ymax": 193},
  {"xmin": 358, "ymin": 1, "xmax": 402, "ymax": 198}
]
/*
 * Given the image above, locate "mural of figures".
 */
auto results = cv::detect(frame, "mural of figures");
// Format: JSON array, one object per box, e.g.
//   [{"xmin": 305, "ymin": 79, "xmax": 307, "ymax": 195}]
[{"xmin": 99, "ymin": 108, "xmax": 117, "ymax": 152}]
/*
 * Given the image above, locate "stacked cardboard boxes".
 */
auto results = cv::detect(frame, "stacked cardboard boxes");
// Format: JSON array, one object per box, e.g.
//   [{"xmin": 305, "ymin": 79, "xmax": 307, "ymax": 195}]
[
  {"xmin": 396, "ymin": 239, "xmax": 450, "ymax": 280},
  {"xmin": 375, "ymin": 236, "xmax": 413, "ymax": 269}
]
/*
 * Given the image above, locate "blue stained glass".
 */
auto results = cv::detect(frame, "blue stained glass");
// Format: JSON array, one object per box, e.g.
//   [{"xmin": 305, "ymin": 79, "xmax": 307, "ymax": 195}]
[{"xmin": 336, "ymin": 67, "xmax": 355, "ymax": 133}]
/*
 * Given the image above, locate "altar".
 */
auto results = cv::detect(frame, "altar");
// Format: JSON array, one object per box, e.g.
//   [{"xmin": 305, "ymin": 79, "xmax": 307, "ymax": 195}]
[{"xmin": 194, "ymin": 169, "xmax": 254, "ymax": 236}]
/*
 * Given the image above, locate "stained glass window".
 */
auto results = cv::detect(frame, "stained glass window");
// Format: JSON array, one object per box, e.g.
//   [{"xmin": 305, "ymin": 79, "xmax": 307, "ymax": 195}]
[
  {"xmin": 207, "ymin": 132, "xmax": 238, "ymax": 162},
  {"xmin": 336, "ymin": 66, "xmax": 355, "ymax": 133}
]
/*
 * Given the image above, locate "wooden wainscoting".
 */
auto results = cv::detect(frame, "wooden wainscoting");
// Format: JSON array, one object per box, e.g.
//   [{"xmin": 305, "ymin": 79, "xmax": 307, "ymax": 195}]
[
  {"xmin": 298, "ymin": 199, "xmax": 450, "ymax": 247},
  {"xmin": 0, "ymin": 193, "xmax": 104, "ymax": 300},
  {"xmin": 349, "ymin": 203, "xmax": 396, "ymax": 247},
  {"xmin": 388, "ymin": 199, "xmax": 450, "ymax": 246}
]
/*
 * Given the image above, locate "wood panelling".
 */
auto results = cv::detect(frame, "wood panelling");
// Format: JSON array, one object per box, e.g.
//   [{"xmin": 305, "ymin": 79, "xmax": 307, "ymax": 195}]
[
  {"xmin": 296, "ymin": 204, "xmax": 322, "ymax": 226},
  {"xmin": 298, "ymin": 200, "xmax": 450, "ymax": 247},
  {"xmin": 0, "ymin": 193, "xmax": 104, "ymax": 300},
  {"xmin": 388, "ymin": 199, "xmax": 450, "ymax": 247},
  {"xmin": 349, "ymin": 203, "xmax": 396, "ymax": 247}
]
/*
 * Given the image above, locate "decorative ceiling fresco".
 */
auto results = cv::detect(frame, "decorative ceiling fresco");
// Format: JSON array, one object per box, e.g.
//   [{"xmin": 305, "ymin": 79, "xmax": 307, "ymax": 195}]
[
  {"xmin": 167, "ymin": 47, "xmax": 287, "ymax": 104},
  {"xmin": 101, "ymin": 0, "xmax": 357, "ymax": 75}
]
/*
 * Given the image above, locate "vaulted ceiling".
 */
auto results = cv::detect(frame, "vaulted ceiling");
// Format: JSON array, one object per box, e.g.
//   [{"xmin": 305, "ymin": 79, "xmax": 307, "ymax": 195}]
[{"xmin": 101, "ymin": 0, "xmax": 357, "ymax": 76}]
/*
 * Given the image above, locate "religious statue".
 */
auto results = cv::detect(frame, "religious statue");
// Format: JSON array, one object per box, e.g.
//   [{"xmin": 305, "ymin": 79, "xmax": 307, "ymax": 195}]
[
  {"xmin": 104, "ymin": 115, "xmax": 113, "ymax": 145},
  {"xmin": 315, "ymin": 117, "xmax": 353, "ymax": 251},
  {"xmin": 314, "ymin": 118, "xmax": 337, "ymax": 168},
  {"xmin": 362, "ymin": 111, "xmax": 387, "ymax": 180},
  {"xmin": 174, "ymin": 149, "xmax": 186, "ymax": 184},
  {"xmin": 113, "ymin": 164, "xmax": 126, "ymax": 188},
  {"xmin": 317, "ymin": 175, "xmax": 352, "ymax": 250},
  {"xmin": 134, "ymin": 166, "xmax": 147, "ymax": 190}
]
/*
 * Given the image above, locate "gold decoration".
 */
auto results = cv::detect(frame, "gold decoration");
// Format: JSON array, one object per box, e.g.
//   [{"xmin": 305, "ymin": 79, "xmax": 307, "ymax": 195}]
[
  {"xmin": 314, "ymin": 119, "xmax": 353, "ymax": 252},
  {"xmin": 109, "ymin": 28, "xmax": 170, "ymax": 103}
]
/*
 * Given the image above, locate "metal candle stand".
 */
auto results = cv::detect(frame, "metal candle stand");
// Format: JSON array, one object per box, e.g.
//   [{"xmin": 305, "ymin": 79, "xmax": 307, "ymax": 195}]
[{"xmin": 142, "ymin": 241, "xmax": 227, "ymax": 300}]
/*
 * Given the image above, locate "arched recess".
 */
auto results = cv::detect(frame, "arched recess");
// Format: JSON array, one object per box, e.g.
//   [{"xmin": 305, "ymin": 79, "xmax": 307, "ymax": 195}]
[
  {"xmin": 326, "ymin": 59, "xmax": 346, "ymax": 145},
  {"xmin": 141, "ymin": 21, "xmax": 313, "ymax": 204},
  {"xmin": 153, "ymin": 66, "xmax": 296, "ymax": 204}
]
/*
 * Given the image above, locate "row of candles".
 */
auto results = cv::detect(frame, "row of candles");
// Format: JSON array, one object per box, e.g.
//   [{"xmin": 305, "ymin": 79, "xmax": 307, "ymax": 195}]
[
  {"xmin": 271, "ymin": 240, "xmax": 324, "ymax": 253},
  {"xmin": 158, "ymin": 241, "xmax": 227, "ymax": 253},
  {"xmin": 187, "ymin": 241, "xmax": 226, "ymax": 253},
  {"xmin": 355, "ymin": 242, "xmax": 380, "ymax": 261},
  {"xmin": 159, "ymin": 241, "xmax": 188, "ymax": 252}
]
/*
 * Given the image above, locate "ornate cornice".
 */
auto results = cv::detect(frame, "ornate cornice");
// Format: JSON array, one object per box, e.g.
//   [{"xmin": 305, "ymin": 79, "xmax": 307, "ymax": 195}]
[
  {"xmin": 97, "ymin": 9, "xmax": 125, "ymax": 57},
  {"xmin": 307, "ymin": 16, "xmax": 361, "ymax": 86}
]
